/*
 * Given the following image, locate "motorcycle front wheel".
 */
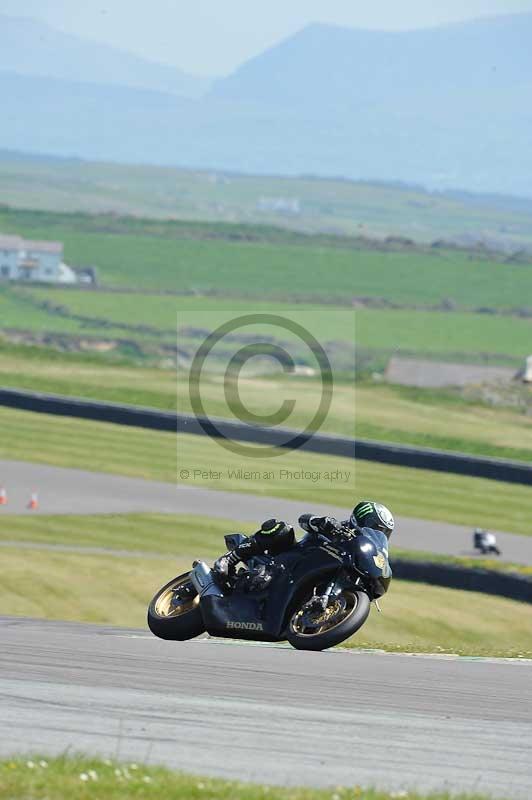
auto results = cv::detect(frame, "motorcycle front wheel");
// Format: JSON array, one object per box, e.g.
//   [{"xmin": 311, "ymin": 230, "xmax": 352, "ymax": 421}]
[
  {"xmin": 287, "ymin": 589, "xmax": 370, "ymax": 651},
  {"xmin": 147, "ymin": 572, "xmax": 205, "ymax": 640}
]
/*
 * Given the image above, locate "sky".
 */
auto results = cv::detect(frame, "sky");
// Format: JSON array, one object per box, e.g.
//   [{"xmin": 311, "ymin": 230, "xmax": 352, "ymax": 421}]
[{"xmin": 2, "ymin": 0, "xmax": 532, "ymax": 76}]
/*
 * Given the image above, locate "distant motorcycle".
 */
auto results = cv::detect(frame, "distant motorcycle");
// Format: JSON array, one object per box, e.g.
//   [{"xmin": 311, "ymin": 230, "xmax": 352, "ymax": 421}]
[
  {"xmin": 147, "ymin": 523, "xmax": 391, "ymax": 651},
  {"xmin": 473, "ymin": 529, "xmax": 501, "ymax": 556}
]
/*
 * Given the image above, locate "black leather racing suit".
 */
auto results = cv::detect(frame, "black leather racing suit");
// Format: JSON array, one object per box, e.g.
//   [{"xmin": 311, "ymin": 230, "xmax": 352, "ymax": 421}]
[
  {"xmin": 214, "ymin": 515, "xmax": 349, "ymax": 578},
  {"xmin": 214, "ymin": 518, "xmax": 296, "ymax": 577}
]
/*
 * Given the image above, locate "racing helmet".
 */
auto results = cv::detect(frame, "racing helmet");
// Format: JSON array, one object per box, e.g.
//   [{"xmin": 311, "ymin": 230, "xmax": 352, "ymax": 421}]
[{"xmin": 351, "ymin": 501, "xmax": 394, "ymax": 539}]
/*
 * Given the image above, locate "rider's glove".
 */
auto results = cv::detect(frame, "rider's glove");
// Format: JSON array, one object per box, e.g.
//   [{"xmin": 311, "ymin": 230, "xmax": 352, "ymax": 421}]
[
  {"xmin": 315, "ymin": 516, "xmax": 341, "ymax": 536},
  {"xmin": 299, "ymin": 514, "xmax": 340, "ymax": 536}
]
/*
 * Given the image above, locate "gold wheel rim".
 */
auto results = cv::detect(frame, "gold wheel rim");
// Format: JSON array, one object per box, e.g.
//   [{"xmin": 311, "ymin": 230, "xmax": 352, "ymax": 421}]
[
  {"xmin": 290, "ymin": 592, "xmax": 358, "ymax": 637},
  {"xmin": 154, "ymin": 575, "xmax": 199, "ymax": 619}
]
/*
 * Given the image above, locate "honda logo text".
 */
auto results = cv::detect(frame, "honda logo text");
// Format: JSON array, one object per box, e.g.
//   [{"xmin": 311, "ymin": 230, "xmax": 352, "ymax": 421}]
[{"xmin": 226, "ymin": 621, "xmax": 264, "ymax": 631}]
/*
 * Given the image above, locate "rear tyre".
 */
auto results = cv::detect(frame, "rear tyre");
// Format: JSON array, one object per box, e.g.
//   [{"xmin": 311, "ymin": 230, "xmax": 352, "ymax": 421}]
[
  {"xmin": 147, "ymin": 572, "xmax": 205, "ymax": 641},
  {"xmin": 287, "ymin": 589, "xmax": 370, "ymax": 651}
]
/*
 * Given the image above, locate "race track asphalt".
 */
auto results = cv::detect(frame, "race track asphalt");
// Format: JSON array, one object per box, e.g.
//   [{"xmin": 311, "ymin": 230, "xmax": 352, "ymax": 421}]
[
  {"xmin": 1, "ymin": 459, "xmax": 531, "ymax": 564},
  {"xmin": 1, "ymin": 617, "xmax": 531, "ymax": 798}
]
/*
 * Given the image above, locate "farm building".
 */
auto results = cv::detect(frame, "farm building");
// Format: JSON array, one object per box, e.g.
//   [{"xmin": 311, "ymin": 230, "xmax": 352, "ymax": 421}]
[{"xmin": 0, "ymin": 234, "xmax": 77, "ymax": 283}]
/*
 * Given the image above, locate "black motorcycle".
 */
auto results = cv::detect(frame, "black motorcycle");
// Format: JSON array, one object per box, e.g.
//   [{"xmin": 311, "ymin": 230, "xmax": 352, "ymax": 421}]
[{"xmin": 147, "ymin": 523, "xmax": 391, "ymax": 651}]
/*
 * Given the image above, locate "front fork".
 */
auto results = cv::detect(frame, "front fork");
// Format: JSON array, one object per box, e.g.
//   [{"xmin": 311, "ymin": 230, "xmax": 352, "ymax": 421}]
[
  {"xmin": 310, "ymin": 574, "xmax": 345, "ymax": 610},
  {"xmin": 311, "ymin": 569, "xmax": 374, "ymax": 611}
]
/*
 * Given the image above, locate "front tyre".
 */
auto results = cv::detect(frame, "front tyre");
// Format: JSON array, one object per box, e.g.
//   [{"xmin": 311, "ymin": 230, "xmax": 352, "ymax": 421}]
[
  {"xmin": 287, "ymin": 590, "xmax": 370, "ymax": 651},
  {"xmin": 147, "ymin": 572, "xmax": 205, "ymax": 640}
]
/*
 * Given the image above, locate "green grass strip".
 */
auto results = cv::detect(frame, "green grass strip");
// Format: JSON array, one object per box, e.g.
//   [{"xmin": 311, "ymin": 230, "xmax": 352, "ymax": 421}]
[{"xmin": 0, "ymin": 756, "xmax": 498, "ymax": 800}]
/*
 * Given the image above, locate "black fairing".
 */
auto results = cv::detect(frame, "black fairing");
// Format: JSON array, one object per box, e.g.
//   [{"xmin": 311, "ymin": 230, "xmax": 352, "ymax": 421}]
[
  {"xmin": 200, "ymin": 544, "xmax": 343, "ymax": 641},
  {"xmin": 351, "ymin": 527, "xmax": 392, "ymax": 599}
]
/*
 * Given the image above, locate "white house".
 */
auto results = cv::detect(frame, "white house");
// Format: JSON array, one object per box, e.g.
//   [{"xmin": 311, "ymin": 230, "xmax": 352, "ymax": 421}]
[
  {"xmin": 0, "ymin": 235, "xmax": 22, "ymax": 279},
  {"xmin": 0, "ymin": 234, "xmax": 77, "ymax": 283}
]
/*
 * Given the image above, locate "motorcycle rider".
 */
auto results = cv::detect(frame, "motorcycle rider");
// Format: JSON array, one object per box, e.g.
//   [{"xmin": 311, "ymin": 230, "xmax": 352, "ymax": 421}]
[{"xmin": 213, "ymin": 500, "xmax": 394, "ymax": 581}]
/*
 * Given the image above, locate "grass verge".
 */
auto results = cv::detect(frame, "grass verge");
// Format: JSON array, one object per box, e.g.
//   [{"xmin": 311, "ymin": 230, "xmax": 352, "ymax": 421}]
[
  {"xmin": 1, "ymin": 407, "xmax": 532, "ymax": 536},
  {"xmin": 0, "ymin": 513, "xmax": 240, "ymax": 557},
  {"xmin": 0, "ymin": 756, "xmax": 496, "ymax": 800}
]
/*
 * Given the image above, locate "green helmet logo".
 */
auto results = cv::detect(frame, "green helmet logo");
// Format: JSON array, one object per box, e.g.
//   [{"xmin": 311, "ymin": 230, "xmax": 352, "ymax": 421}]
[{"xmin": 355, "ymin": 502, "xmax": 374, "ymax": 519}]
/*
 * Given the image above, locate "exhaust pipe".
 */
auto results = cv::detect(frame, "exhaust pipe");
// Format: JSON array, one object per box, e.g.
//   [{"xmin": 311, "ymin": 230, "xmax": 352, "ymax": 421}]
[{"xmin": 190, "ymin": 560, "xmax": 224, "ymax": 598}]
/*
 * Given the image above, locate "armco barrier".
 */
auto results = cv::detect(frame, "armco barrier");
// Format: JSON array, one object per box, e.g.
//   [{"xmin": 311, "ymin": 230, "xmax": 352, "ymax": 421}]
[
  {"xmin": 392, "ymin": 559, "xmax": 532, "ymax": 603},
  {"xmin": 1, "ymin": 387, "xmax": 531, "ymax": 486}
]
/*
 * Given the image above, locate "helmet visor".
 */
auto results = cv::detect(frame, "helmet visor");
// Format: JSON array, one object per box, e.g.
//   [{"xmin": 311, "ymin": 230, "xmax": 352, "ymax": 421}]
[{"xmin": 374, "ymin": 503, "xmax": 394, "ymax": 533}]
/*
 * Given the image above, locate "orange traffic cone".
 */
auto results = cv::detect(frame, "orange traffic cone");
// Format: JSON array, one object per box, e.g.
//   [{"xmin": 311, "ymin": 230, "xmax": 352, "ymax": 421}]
[
  {"xmin": 0, "ymin": 488, "xmax": 6, "ymax": 506},
  {"xmin": 28, "ymin": 492, "xmax": 39, "ymax": 510}
]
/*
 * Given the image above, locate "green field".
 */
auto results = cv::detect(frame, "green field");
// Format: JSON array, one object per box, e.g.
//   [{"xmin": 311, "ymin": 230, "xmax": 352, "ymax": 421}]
[
  {"xmin": 0, "ymin": 756, "xmax": 499, "ymax": 800},
  {"xmin": 2, "ymin": 207, "xmax": 530, "ymax": 379},
  {"xmin": 0, "ymin": 285, "xmax": 146, "ymax": 345},
  {"xmin": 2, "ymin": 407, "xmax": 532, "ymax": 535},
  {"xmin": 14, "ymin": 286, "xmax": 532, "ymax": 364},
  {"xmin": 1, "ymin": 208, "xmax": 531, "ymax": 310},
  {"xmin": 2, "ymin": 149, "xmax": 532, "ymax": 248}
]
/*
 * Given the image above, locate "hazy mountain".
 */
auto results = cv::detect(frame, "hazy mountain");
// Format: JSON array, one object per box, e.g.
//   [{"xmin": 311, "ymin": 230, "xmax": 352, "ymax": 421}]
[
  {"xmin": 210, "ymin": 14, "xmax": 532, "ymax": 108},
  {"xmin": 0, "ymin": 15, "xmax": 211, "ymax": 98},
  {"xmin": 0, "ymin": 71, "xmax": 194, "ymax": 162},
  {"xmin": 0, "ymin": 14, "xmax": 531, "ymax": 196}
]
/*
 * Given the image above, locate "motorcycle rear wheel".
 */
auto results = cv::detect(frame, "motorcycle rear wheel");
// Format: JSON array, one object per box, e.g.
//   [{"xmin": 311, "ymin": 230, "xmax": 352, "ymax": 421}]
[
  {"xmin": 147, "ymin": 572, "xmax": 205, "ymax": 640},
  {"xmin": 287, "ymin": 589, "xmax": 370, "ymax": 651}
]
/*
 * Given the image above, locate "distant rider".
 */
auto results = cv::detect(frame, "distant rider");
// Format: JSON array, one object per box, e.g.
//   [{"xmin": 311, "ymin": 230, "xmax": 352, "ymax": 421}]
[{"xmin": 213, "ymin": 501, "xmax": 394, "ymax": 581}]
